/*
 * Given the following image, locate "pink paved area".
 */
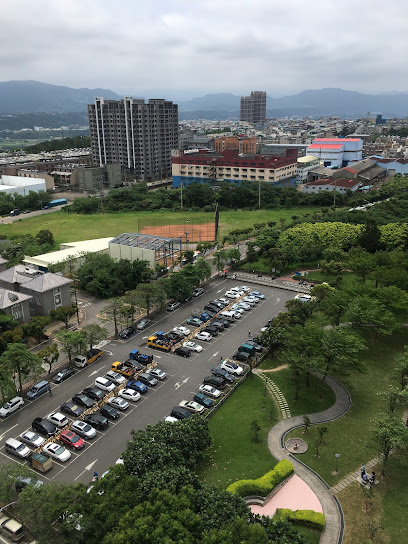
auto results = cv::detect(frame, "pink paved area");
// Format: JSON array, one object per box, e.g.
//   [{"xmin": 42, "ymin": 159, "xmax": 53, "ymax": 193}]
[{"xmin": 249, "ymin": 475, "xmax": 323, "ymax": 517}]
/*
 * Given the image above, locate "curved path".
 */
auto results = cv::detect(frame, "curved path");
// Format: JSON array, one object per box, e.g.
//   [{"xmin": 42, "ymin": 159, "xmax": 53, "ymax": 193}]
[{"xmin": 266, "ymin": 374, "xmax": 351, "ymax": 544}]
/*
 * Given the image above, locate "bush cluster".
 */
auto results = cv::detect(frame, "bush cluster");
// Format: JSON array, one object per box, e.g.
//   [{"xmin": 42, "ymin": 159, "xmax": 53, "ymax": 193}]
[
  {"xmin": 226, "ymin": 459, "xmax": 294, "ymax": 497},
  {"xmin": 274, "ymin": 508, "xmax": 326, "ymax": 530}
]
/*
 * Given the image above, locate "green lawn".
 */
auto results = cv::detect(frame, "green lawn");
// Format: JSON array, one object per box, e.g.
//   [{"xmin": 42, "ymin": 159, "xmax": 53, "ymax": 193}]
[
  {"xmin": 0, "ymin": 207, "xmax": 320, "ymax": 247},
  {"xmin": 261, "ymin": 366, "xmax": 336, "ymax": 417},
  {"xmin": 285, "ymin": 332, "xmax": 408, "ymax": 487},
  {"xmin": 198, "ymin": 375, "xmax": 277, "ymax": 489}
]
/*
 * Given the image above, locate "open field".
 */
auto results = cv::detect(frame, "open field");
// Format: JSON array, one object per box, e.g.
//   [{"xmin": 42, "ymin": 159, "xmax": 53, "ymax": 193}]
[{"xmin": 0, "ymin": 206, "xmax": 320, "ymax": 247}]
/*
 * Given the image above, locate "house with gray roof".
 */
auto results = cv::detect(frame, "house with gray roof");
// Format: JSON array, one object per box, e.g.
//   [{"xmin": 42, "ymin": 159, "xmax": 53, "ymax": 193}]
[{"xmin": 0, "ymin": 288, "xmax": 31, "ymax": 322}]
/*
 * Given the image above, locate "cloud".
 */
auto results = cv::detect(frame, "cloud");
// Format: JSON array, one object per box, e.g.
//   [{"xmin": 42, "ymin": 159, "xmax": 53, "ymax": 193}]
[{"xmin": 1, "ymin": 0, "xmax": 408, "ymax": 97}]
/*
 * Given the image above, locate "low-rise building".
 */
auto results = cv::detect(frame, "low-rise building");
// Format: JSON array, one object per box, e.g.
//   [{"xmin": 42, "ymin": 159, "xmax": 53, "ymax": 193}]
[
  {"xmin": 0, "ymin": 175, "xmax": 46, "ymax": 196},
  {"xmin": 0, "ymin": 288, "xmax": 31, "ymax": 322},
  {"xmin": 296, "ymin": 155, "xmax": 320, "ymax": 184},
  {"xmin": 306, "ymin": 138, "xmax": 363, "ymax": 168},
  {"xmin": 214, "ymin": 137, "xmax": 257, "ymax": 154},
  {"xmin": 302, "ymin": 177, "xmax": 361, "ymax": 194},
  {"xmin": 109, "ymin": 233, "xmax": 182, "ymax": 269}
]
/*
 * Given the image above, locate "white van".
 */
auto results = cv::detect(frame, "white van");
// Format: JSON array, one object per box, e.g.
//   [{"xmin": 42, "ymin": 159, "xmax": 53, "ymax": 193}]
[
  {"xmin": 0, "ymin": 515, "xmax": 25, "ymax": 542},
  {"xmin": 220, "ymin": 311, "xmax": 235, "ymax": 320},
  {"xmin": 5, "ymin": 438, "xmax": 31, "ymax": 459}
]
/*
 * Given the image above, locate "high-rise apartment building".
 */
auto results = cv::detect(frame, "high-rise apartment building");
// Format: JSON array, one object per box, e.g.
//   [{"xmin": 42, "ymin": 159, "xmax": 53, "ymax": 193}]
[
  {"xmin": 240, "ymin": 91, "xmax": 266, "ymax": 123},
  {"xmin": 88, "ymin": 97, "xmax": 178, "ymax": 181}
]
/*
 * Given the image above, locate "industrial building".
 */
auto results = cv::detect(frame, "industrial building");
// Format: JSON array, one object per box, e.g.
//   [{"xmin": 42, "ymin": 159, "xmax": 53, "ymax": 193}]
[
  {"xmin": 306, "ymin": 138, "xmax": 363, "ymax": 168},
  {"xmin": 296, "ymin": 155, "xmax": 321, "ymax": 184},
  {"xmin": 88, "ymin": 97, "xmax": 178, "ymax": 182},
  {"xmin": 302, "ymin": 177, "xmax": 361, "ymax": 194},
  {"xmin": 240, "ymin": 91, "xmax": 267, "ymax": 124},
  {"xmin": 109, "ymin": 233, "xmax": 182, "ymax": 270},
  {"xmin": 0, "ymin": 175, "xmax": 46, "ymax": 195}
]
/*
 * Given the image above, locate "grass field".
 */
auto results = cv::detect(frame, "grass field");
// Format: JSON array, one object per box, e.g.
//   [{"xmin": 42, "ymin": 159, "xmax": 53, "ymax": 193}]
[{"xmin": 0, "ymin": 207, "xmax": 320, "ymax": 247}]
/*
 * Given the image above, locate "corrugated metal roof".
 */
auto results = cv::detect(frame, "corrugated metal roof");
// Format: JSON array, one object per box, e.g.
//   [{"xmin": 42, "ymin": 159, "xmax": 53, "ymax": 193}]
[{"xmin": 110, "ymin": 233, "xmax": 180, "ymax": 250}]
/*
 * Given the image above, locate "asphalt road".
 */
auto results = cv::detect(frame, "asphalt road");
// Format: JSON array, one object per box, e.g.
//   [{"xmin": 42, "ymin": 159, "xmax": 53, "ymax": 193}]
[
  {"xmin": 0, "ymin": 277, "xmax": 294, "ymax": 485},
  {"xmin": 1, "ymin": 206, "xmax": 64, "ymax": 224}
]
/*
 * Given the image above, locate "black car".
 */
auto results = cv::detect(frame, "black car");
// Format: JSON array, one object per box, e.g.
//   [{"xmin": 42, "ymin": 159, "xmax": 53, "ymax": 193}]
[
  {"xmin": 100, "ymin": 405, "xmax": 120, "ymax": 420},
  {"xmin": 205, "ymin": 304, "xmax": 220, "ymax": 314},
  {"xmin": 210, "ymin": 301, "xmax": 224, "ymax": 309},
  {"xmin": 72, "ymin": 393, "xmax": 94, "ymax": 409},
  {"xmin": 212, "ymin": 367, "xmax": 236, "ymax": 384},
  {"xmin": 218, "ymin": 319, "xmax": 230, "ymax": 328},
  {"xmin": 53, "ymin": 367, "xmax": 75, "ymax": 384},
  {"xmin": 174, "ymin": 346, "xmax": 191, "ymax": 358},
  {"xmin": 83, "ymin": 413, "xmax": 109, "ymax": 430},
  {"xmin": 203, "ymin": 375, "xmax": 227, "ymax": 389},
  {"xmin": 60, "ymin": 401, "xmax": 85, "ymax": 418},
  {"xmin": 82, "ymin": 387, "xmax": 105, "ymax": 402},
  {"xmin": 171, "ymin": 406, "xmax": 192, "ymax": 420},
  {"xmin": 233, "ymin": 351, "xmax": 251, "ymax": 362},
  {"xmin": 125, "ymin": 360, "xmax": 144, "ymax": 372},
  {"xmin": 203, "ymin": 308, "xmax": 217, "ymax": 317},
  {"xmin": 211, "ymin": 321, "xmax": 225, "ymax": 331},
  {"xmin": 32, "ymin": 417, "xmax": 57, "ymax": 437},
  {"xmin": 203, "ymin": 326, "xmax": 218, "ymax": 336},
  {"xmin": 119, "ymin": 326, "xmax": 135, "ymax": 339},
  {"xmin": 246, "ymin": 340, "xmax": 263, "ymax": 352}
]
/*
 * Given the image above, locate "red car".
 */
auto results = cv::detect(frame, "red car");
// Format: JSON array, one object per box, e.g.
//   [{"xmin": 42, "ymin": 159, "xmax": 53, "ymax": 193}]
[{"xmin": 60, "ymin": 430, "xmax": 85, "ymax": 450}]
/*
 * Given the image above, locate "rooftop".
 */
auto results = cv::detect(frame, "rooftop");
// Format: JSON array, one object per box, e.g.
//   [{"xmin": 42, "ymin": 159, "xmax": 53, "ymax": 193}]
[
  {"xmin": 313, "ymin": 138, "xmax": 362, "ymax": 142},
  {"xmin": 304, "ymin": 177, "xmax": 360, "ymax": 189},
  {"xmin": 308, "ymin": 144, "xmax": 344, "ymax": 150},
  {"xmin": 0, "ymin": 288, "xmax": 31, "ymax": 309},
  {"xmin": 0, "ymin": 265, "xmax": 71, "ymax": 292},
  {"xmin": 110, "ymin": 233, "xmax": 180, "ymax": 250}
]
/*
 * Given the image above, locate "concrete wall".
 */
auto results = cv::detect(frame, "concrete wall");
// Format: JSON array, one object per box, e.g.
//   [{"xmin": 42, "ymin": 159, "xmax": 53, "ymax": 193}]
[{"xmin": 109, "ymin": 243, "xmax": 155, "ymax": 268}]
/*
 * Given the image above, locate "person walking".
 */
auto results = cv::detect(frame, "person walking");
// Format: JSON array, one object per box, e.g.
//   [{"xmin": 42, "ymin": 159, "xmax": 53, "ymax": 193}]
[
  {"xmin": 248, "ymin": 330, "xmax": 252, "ymax": 339},
  {"xmin": 48, "ymin": 384, "xmax": 52, "ymax": 397}
]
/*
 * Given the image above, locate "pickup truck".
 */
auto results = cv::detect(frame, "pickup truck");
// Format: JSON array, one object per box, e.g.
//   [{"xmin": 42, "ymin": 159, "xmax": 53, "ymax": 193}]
[
  {"xmin": 111, "ymin": 360, "xmax": 137, "ymax": 377},
  {"xmin": 74, "ymin": 349, "xmax": 104, "ymax": 369},
  {"xmin": 129, "ymin": 349, "xmax": 153, "ymax": 366},
  {"xmin": 147, "ymin": 335, "xmax": 172, "ymax": 352}
]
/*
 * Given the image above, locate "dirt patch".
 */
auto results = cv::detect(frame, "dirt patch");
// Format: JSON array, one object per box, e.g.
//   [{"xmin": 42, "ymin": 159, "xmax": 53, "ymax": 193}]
[{"xmin": 140, "ymin": 222, "xmax": 215, "ymax": 242}]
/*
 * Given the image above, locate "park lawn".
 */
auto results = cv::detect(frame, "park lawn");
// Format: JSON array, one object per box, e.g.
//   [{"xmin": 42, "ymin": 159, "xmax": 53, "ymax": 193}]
[
  {"xmin": 295, "ymin": 526, "xmax": 322, "ymax": 544},
  {"xmin": 0, "ymin": 206, "xmax": 320, "ymax": 247},
  {"xmin": 285, "ymin": 332, "xmax": 408, "ymax": 487},
  {"xmin": 261, "ymin": 366, "xmax": 336, "ymax": 417},
  {"xmin": 197, "ymin": 374, "xmax": 277, "ymax": 490}
]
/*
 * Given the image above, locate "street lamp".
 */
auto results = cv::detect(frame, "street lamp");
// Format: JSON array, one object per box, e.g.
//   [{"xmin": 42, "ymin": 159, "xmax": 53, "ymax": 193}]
[{"xmin": 73, "ymin": 273, "xmax": 80, "ymax": 324}]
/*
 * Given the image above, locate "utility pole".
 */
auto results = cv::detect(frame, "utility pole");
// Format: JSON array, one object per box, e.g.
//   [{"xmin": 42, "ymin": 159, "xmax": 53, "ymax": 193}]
[
  {"xmin": 258, "ymin": 179, "xmax": 261, "ymax": 210},
  {"xmin": 180, "ymin": 182, "xmax": 183, "ymax": 210},
  {"xmin": 333, "ymin": 177, "xmax": 336, "ymax": 206}
]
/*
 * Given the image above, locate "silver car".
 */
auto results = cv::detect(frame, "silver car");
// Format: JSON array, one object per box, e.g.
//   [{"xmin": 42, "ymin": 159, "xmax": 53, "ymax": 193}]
[
  {"xmin": 71, "ymin": 420, "xmax": 97, "ymax": 439},
  {"xmin": 19, "ymin": 430, "xmax": 45, "ymax": 448},
  {"xmin": 0, "ymin": 397, "xmax": 24, "ymax": 418}
]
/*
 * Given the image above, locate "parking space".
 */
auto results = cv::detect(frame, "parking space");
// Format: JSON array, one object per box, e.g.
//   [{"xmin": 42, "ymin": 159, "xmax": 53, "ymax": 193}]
[{"xmin": 0, "ymin": 277, "xmax": 294, "ymax": 484}]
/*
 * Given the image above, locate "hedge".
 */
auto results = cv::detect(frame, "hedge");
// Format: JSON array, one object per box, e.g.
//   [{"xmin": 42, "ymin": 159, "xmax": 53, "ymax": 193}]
[
  {"xmin": 274, "ymin": 508, "xmax": 326, "ymax": 530},
  {"xmin": 226, "ymin": 459, "xmax": 294, "ymax": 497}
]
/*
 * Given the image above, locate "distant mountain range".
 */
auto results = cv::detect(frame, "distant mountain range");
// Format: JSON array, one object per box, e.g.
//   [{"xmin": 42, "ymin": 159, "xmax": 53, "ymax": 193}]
[{"xmin": 1, "ymin": 81, "xmax": 408, "ymax": 119}]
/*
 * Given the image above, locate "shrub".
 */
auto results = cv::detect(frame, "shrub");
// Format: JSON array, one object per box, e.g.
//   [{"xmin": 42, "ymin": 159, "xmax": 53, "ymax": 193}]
[
  {"xmin": 274, "ymin": 508, "xmax": 325, "ymax": 530},
  {"xmin": 226, "ymin": 460, "xmax": 294, "ymax": 497}
]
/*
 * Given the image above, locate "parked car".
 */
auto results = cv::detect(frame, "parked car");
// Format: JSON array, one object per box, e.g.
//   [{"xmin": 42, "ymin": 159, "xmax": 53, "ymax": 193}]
[
  {"xmin": 216, "ymin": 297, "xmax": 229, "ymax": 306},
  {"xmin": 60, "ymin": 402, "xmax": 85, "ymax": 418},
  {"xmin": 192, "ymin": 287, "xmax": 204, "ymax": 297},
  {"xmin": 71, "ymin": 420, "xmax": 97, "ymax": 439},
  {"xmin": 145, "ymin": 367, "xmax": 167, "ymax": 380},
  {"xmin": 294, "ymin": 294, "xmax": 312, "ymax": 303},
  {"xmin": 53, "ymin": 367, "xmax": 75, "ymax": 384},
  {"xmin": 19, "ymin": 430, "xmax": 45, "ymax": 448},
  {"xmin": 243, "ymin": 296, "xmax": 258, "ymax": 305},
  {"xmin": 107, "ymin": 396, "xmax": 129, "ymax": 410},
  {"xmin": 47, "ymin": 412, "xmax": 69, "ymax": 429},
  {"xmin": 119, "ymin": 388, "xmax": 141, "ymax": 402},
  {"xmin": 26, "ymin": 380, "xmax": 50, "ymax": 401},
  {"xmin": 15, "ymin": 476, "xmax": 43, "ymax": 492},
  {"xmin": 60, "ymin": 430, "xmax": 85, "ymax": 450},
  {"xmin": 43, "ymin": 442, "xmax": 71, "ymax": 462},
  {"xmin": 246, "ymin": 340, "xmax": 263, "ymax": 353},
  {"xmin": 136, "ymin": 319, "xmax": 151, "ymax": 330},
  {"xmin": 183, "ymin": 341, "xmax": 203, "ymax": 352},
  {"xmin": 212, "ymin": 367, "xmax": 236, "ymax": 383},
  {"xmin": 218, "ymin": 319, "xmax": 230, "ymax": 328},
  {"xmin": 233, "ymin": 351, "xmax": 251, "ymax": 362},
  {"xmin": 220, "ymin": 361, "xmax": 244, "ymax": 375},
  {"xmin": 0, "ymin": 396, "xmax": 24, "ymax": 418},
  {"xmin": 195, "ymin": 331, "xmax": 212, "ymax": 341},
  {"xmin": 164, "ymin": 416, "xmax": 179, "ymax": 423},
  {"xmin": 105, "ymin": 370, "xmax": 126, "ymax": 385},
  {"xmin": 167, "ymin": 331, "xmax": 183, "ymax": 342},
  {"xmin": 172, "ymin": 326, "xmax": 191, "ymax": 337},
  {"xmin": 170, "ymin": 406, "xmax": 192, "ymax": 420},
  {"xmin": 95, "ymin": 377, "xmax": 116, "ymax": 393},
  {"xmin": 100, "ymin": 405, "xmax": 120, "ymax": 420},
  {"xmin": 198, "ymin": 384, "xmax": 222, "ymax": 398},
  {"xmin": 225, "ymin": 290, "xmax": 240, "ymax": 299},
  {"xmin": 174, "ymin": 346, "xmax": 192, "ymax": 358},
  {"xmin": 211, "ymin": 321, "xmax": 225, "ymax": 331},
  {"xmin": 209, "ymin": 300, "xmax": 223, "ymax": 309},
  {"xmin": 5, "ymin": 438, "xmax": 31, "ymax": 459},
  {"xmin": 203, "ymin": 307, "xmax": 217, "ymax": 317},
  {"xmin": 203, "ymin": 325, "xmax": 218, "ymax": 336},
  {"xmin": 250, "ymin": 291, "xmax": 265, "ymax": 299},
  {"xmin": 193, "ymin": 393, "xmax": 214, "ymax": 408},
  {"xmin": 202, "ymin": 376, "xmax": 227, "ymax": 390},
  {"xmin": 167, "ymin": 301, "xmax": 180, "ymax": 311},
  {"xmin": 126, "ymin": 380, "xmax": 148, "ymax": 394},
  {"xmin": 82, "ymin": 387, "xmax": 105, "ymax": 402},
  {"xmin": 119, "ymin": 326, "xmax": 136, "ymax": 339},
  {"xmin": 32, "ymin": 418, "xmax": 57, "ymax": 437},
  {"xmin": 205, "ymin": 304, "xmax": 221, "ymax": 314},
  {"xmin": 72, "ymin": 394, "xmax": 94, "ymax": 409},
  {"xmin": 83, "ymin": 413, "xmax": 109, "ymax": 430},
  {"xmin": 236, "ymin": 302, "xmax": 251, "ymax": 311},
  {"xmin": 186, "ymin": 317, "xmax": 203, "ymax": 327},
  {"xmin": 238, "ymin": 286, "xmax": 251, "ymax": 292},
  {"xmin": 179, "ymin": 400, "xmax": 205, "ymax": 414}
]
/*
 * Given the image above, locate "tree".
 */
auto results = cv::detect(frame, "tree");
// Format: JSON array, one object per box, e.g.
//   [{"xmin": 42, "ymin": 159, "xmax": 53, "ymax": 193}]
[
  {"xmin": 82, "ymin": 323, "xmax": 108, "ymax": 350},
  {"xmin": 394, "ymin": 349, "xmax": 408, "ymax": 390},
  {"xmin": 56, "ymin": 329, "xmax": 87, "ymax": 363},
  {"xmin": 317, "ymin": 425, "xmax": 328, "ymax": 444},
  {"xmin": 212, "ymin": 249, "xmax": 228, "ymax": 274},
  {"xmin": 345, "ymin": 296, "xmax": 396, "ymax": 337},
  {"xmin": 196, "ymin": 241, "xmax": 216, "ymax": 256},
  {"xmin": 372, "ymin": 414, "xmax": 408, "ymax": 474},
  {"xmin": 193, "ymin": 257, "xmax": 211, "ymax": 282},
  {"xmin": 358, "ymin": 219, "xmax": 382, "ymax": 253},
  {"xmin": 102, "ymin": 298, "xmax": 125, "ymax": 339},
  {"xmin": 378, "ymin": 385, "xmax": 408, "ymax": 414},
  {"xmin": 38, "ymin": 343, "xmax": 59, "ymax": 374},
  {"xmin": 35, "ymin": 229, "xmax": 54, "ymax": 248},
  {"xmin": 303, "ymin": 415, "xmax": 311, "ymax": 434},
  {"xmin": 310, "ymin": 283, "xmax": 335, "ymax": 302},
  {"xmin": 321, "ymin": 289, "xmax": 351, "ymax": 326},
  {"xmin": 0, "ymin": 344, "xmax": 43, "ymax": 394},
  {"xmin": 0, "ymin": 464, "xmax": 36, "ymax": 505},
  {"xmin": 23, "ymin": 316, "xmax": 50, "ymax": 344},
  {"xmin": 320, "ymin": 260, "xmax": 343, "ymax": 285},
  {"xmin": 320, "ymin": 326, "xmax": 366, "ymax": 380},
  {"xmin": 250, "ymin": 420, "xmax": 261, "ymax": 442},
  {"xmin": 50, "ymin": 305, "xmax": 77, "ymax": 329},
  {"xmin": 183, "ymin": 250, "xmax": 195, "ymax": 264},
  {"xmin": 226, "ymin": 247, "xmax": 241, "ymax": 266},
  {"xmin": 133, "ymin": 282, "xmax": 167, "ymax": 318},
  {"xmin": 265, "ymin": 247, "xmax": 288, "ymax": 271},
  {"xmin": 347, "ymin": 249, "xmax": 375, "ymax": 282}
]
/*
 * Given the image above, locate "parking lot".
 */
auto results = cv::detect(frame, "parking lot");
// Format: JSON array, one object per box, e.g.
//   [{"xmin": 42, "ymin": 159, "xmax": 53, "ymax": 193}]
[{"xmin": 0, "ymin": 276, "xmax": 295, "ymax": 484}]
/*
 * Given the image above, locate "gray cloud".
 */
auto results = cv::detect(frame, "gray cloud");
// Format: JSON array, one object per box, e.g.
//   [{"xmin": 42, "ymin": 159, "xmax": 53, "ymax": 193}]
[{"xmin": 1, "ymin": 0, "xmax": 408, "ymax": 97}]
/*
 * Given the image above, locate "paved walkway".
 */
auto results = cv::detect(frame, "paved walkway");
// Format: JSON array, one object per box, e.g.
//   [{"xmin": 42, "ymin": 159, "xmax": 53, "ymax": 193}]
[{"xmin": 266, "ymin": 374, "xmax": 351, "ymax": 544}]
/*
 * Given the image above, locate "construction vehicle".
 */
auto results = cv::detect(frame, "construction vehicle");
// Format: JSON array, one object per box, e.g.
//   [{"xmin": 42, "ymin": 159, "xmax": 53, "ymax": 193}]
[
  {"xmin": 111, "ymin": 360, "xmax": 137, "ymax": 377},
  {"xmin": 74, "ymin": 349, "xmax": 104, "ymax": 369},
  {"xmin": 129, "ymin": 349, "xmax": 153, "ymax": 366}
]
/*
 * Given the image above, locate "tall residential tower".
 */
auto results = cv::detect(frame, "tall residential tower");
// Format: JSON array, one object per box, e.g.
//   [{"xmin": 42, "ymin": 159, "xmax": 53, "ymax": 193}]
[
  {"xmin": 240, "ymin": 91, "xmax": 266, "ymax": 124},
  {"xmin": 88, "ymin": 97, "xmax": 178, "ymax": 181}
]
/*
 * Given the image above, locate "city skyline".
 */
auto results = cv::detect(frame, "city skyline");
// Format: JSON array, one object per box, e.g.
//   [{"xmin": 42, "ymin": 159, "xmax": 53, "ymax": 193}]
[{"xmin": 1, "ymin": 0, "xmax": 407, "ymax": 97}]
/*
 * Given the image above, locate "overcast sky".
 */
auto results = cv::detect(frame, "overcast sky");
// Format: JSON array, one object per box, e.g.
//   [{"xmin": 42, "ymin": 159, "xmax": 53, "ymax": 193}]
[{"xmin": 1, "ymin": 0, "xmax": 408, "ymax": 99}]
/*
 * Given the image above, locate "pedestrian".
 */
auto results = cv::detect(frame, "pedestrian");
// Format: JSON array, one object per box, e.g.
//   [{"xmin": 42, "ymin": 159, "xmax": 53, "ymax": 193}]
[
  {"xmin": 92, "ymin": 472, "xmax": 98, "ymax": 482},
  {"xmin": 369, "ymin": 471, "xmax": 375, "ymax": 485},
  {"xmin": 220, "ymin": 356, "xmax": 223, "ymax": 364},
  {"xmin": 48, "ymin": 384, "xmax": 52, "ymax": 397},
  {"xmin": 248, "ymin": 330, "xmax": 252, "ymax": 338},
  {"xmin": 361, "ymin": 465, "xmax": 366, "ymax": 479}
]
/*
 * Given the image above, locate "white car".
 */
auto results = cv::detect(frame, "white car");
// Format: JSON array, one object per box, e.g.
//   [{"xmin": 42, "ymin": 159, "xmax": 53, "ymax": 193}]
[
  {"xmin": 220, "ymin": 361, "xmax": 244, "ymax": 376},
  {"xmin": 179, "ymin": 400, "xmax": 205, "ymax": 414},
  {"xmin": 172, "ymin": 326, "xmax": 191, "ymax": 337},
  {"xmin": 0, "ymin": 396, "xmax": 24, "ymax": 418},
  {"xmin": 107, "ymin": 396, "xmax": 129, "ymax": 411},
  {"xmin": 71, "ymin": 420, "xmax": 97, "ymax": 439},
  {"xmin": 95, "ymin": 377, "xmax": 116, "ymax": 392},
  {"xmin": 294, "ymin": 294, "xmax": 312, "ymax": 303},
  {"xmin": 244, "ymin": 296, "xmax": 258, "ymax": 304},
  {"xmin": 239, "ymin": 286, "xmax": 251, "ymax": 292},
  {"xmin": 19, "ymin": 430, "xmax": 45, "ymax": 448},
  {"xmin": 146, "ymin": 368, "xmax": 167, "ymax": 380},
  {"xmin": 217, "ymin": 297, "xmax": 229, "ymax": 306},
  {"xmin": 183, "ymin": 341, "xmax": 203, "ymax": 353},
  {"xmin": 164, "ymin": 416, "xmax": 179, "ymax": 423},
  {"xmin": 119, "ymin": 389, "xmax": 141, "ymax": 402},
  {"xmin": 237, "ymin": 302, "xmax": 251, "ymax": 311},
  {"xmin": 225, "ymin": 291, "xmax": 240, "ymax": 299},
  {"xmin": 198, "ymin": 384, "xmax": 222, "ymax": 398},
  {"xmin": 195, "ymin": 331, "xmax": 212, "ymax": 341},
  {"xmin": 47, "ymin": 412, "xmax": 69, "ymax": 429},
  {"xmin": 43, "ymin": 442, "xmax": 71, "ymax": 462},
  {"xmin": 105, "ymin": 370, "xmax": 126, "ymax": 385}
]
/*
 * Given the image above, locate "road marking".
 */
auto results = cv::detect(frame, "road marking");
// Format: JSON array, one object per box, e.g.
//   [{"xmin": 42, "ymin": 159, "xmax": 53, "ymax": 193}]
[
  {"xmin": 104, "ymin": 351, "xmax": 113, "ymax": 356},
  {"xmin": 216, "ymin": 288, "xmax": 223, "ymax": 293},
  {"xmin": 154, "ymin": 355, "xmax": 161, "ymax": 359},
  {"xmin": 174, "ymin": 382, "xmax": 181, "ymax": 390},
  {"xmin": 74, "ymin": 459, "xmax": 98, "ymax": 481},
  {"xmin": 211, "ymin": 351, "xmax": 219, "ymax": 358},
  {"xmin": 0, "ymin": 424, "xmax": 18, "ymax": 441},
  {"xmin": 275, "ymin": 298, "xmax": 281, "ymax": 304},
  {"xmin": 88, "ymin": 370, "xmax": 99, "ymax": 377},
  {"xmin": 95, "ymin": 340, "xmax": 111, "ymax": 348},
  {"xmin": 182, "ymin": 377, "xmax": 190, "ymax": 384}
]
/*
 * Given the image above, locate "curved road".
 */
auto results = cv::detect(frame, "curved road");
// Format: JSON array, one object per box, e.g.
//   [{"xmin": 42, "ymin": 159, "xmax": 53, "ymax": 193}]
[{"xmin": 266, "ymin": 374, "xmax": 351, "ymax": 544}]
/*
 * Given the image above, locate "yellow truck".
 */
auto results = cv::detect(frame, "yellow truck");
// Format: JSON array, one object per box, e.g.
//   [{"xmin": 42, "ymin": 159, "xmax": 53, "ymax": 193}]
[
  {"xmin": 147, "ymin": 335, "xmax": 172, "ymax": 352},
  {"xmin": 74, "ymin": 349, "xmax": 104, "ymax": 369},
  {"xmin": 111, "ymin": 360, "xmax": 137, "ymax": 377}
]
